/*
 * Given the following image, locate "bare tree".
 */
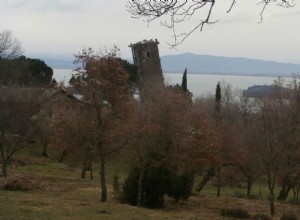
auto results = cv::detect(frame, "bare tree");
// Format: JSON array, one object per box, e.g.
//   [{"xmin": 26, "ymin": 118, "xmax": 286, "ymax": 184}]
[
  {"xmin": 0, "ymin": 87, "xmax": 42, "ymax": 176},
  {"xmin": 0, "ymin": 30, "xmax": 22, "ymax": 59},
  {"xmin": 126, "ymin": 0, "xmax": 294, "ymax": 46},
  {"xmin": 53, "ymin": 47, "xmax": 133, "ymax": 202}
]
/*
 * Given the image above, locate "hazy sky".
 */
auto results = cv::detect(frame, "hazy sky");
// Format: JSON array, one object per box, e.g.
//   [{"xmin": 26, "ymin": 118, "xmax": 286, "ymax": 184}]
[{"xmin": 1, "ymin": 1, "xmax": 299, "ymax": 64}]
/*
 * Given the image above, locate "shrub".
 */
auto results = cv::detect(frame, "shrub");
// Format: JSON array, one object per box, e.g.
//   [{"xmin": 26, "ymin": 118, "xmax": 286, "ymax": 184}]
[
  {"xmin": 0, "ymin": 175, "xmax": 38, "ymax": 191},
  {"xmin": 121, "ymin": 166, "xmax": 194, "ymax": 209},
  {"xmin": 280, "ymin": 212, "xmax": 298, "ymax": 220},
  {"xmin": 166, "ymin": 171, "xmax": 194, "ymax": 202},
  {"xmin": 121, "ymin": 167, "xmax": 139, "ymax": 206},
  {"xmin": 220, "ymin": 208, "xmax": 250, "ymax": 219},
  {"xmin": 252, "ymin": 213, "xmax": 272, "ymax": 220}
]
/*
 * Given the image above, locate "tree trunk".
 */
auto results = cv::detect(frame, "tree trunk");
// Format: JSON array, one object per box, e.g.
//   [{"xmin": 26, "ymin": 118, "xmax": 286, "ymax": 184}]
[
  {"xmin": 277, "ymin": 175, "xmax": 292, "ymax": 201},
  {"xmin": 88, "ymin": 160, "xmax": 93, "ymax": 180},
  {"xmin": 100, "ymin": 155, "xmax": 107, "ymax": 202},
  {"xmin": 267, "ymin": 173, "xmax": 276, "ymax": 216},
  {"xmin": 217, "ymin": 167, "xmax": 221, "ymax": 197},
  {"xmin": 246, "ymin": 176, "xmax": 253, "ymax": 197},
  {"xmin": 196, "ymin": 166, "xmax": 215, "ymax": 192},
  {"xmin": 1, "ymin": 160, "xmax": 8, "ymax": 177},
  {"xmin": 270, "ymin": 192, "xmax": 275, "ymax": 216},
  {"xmin": 278, "ymin": 187, "xmax": 291, "ymax": 201},
  {"xmin": 41, "ymin": 143, "xmax": 48, "ymax": 157},
  {"xmin": 81, "ymin": 159, "xmax": 87, "ymax": 179},
  {"xmin": 137, "ymin": 166, "xmax": 144, "ymax": 207},
  {"xmin": 58, "ymin": 150, "xmax": 67, "ymax": 163},
  {"xmin": 0, "ymin": 130, "xmax": 6, "ymax": 176}
]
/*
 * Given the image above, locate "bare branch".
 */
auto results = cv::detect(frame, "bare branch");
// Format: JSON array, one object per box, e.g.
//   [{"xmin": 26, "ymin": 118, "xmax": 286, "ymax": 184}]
[
  {"xmin": 258, "ymin": 0, "xmax": 294, "ymax": 23},
  {"xmin": 258, "ymin": 1, "xmax": 270, "ymax": 23},
  {"xmin": 127, "ymin": 0, "xmax": 294, "ymax": 47},
  {"xmin": 227, "ymin": 0, "xmax": 236, "ymax": 13},
  {"xmin": 0, "ymin": 30, "xmax": 22, "ymax": 59},
  {"xmin": 126, "ymin": 0, "xmax": 217, "ymax": 47}
]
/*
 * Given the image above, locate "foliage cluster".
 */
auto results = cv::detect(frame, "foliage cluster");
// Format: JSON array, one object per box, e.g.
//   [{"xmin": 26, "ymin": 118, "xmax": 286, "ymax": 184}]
[
  {"xmin": 0, "ymin": 56, "xmax": 53, "ymax": 87},
  {"xmin": 121, "ymin": 166, "xmax": 194, "ymax": 208},
  {"xmin": 1, "ymin": 43, "xmax": 300, "ymax": 218}
]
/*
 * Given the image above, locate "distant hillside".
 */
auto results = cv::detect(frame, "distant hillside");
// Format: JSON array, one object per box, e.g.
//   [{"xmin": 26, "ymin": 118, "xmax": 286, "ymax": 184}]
[
  {"xmin": 44, "ymin": 53, "xmax": 300, "ymax": 76},
  {"xmin": 243, "ymin": 85, "xmax": 291, "ymax": 98},
  {"xmin": 161, "ymin": 53, "xmax": 300, "ymax": 76}
]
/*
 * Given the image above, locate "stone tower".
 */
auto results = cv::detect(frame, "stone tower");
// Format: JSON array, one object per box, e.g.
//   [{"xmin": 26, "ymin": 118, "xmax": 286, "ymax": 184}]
[{"xmin": 129, "ymin": 39, "xmax": 164, "ymax": 97}]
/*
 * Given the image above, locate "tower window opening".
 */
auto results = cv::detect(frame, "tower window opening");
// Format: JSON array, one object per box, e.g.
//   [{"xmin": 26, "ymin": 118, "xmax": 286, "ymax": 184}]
[{"xmin": 147, "ymin": 52, "xmax": 150, "ymax": 57}]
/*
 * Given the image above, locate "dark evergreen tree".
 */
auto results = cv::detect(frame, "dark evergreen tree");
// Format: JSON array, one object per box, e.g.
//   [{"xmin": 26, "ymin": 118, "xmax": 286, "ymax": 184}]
[
  {"xmin": 168, "ymin": 68, "xmax": 192, "ymax": 97},
  {"xmin": 166, "ymin": 171, "xmax": 194, "ymax": 202},
  {"xmin": 181, "ymin": 68, "xmax": 187, "ymax": 93},
  {"xmin": 214, "ymin": 82, "xmax": 222, "ymax": 197},
  {"xmin": 121, "ymin": 165, "xmax": 194, "ymax": 209},
  {"xmin": 121, "ymin": 167, "xmax": 140, "ymax": 206},
  {"xmin": 27, "ymin": 58, "xmax": 53, "ymax": 86},
  {"xmin": 0, "ymin": 56, "xmax": 53, "ymax": 87},
  {"xmin": 215, "ymin": 82, "xmax": 221, "ymax": 115}
]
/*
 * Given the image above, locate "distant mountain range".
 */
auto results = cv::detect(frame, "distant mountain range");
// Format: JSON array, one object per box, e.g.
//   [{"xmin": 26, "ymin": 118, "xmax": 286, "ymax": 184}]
[
  {"xmin": 45, "ymin": 53, "xmax": 300, "ymax": 76},
  {"xmin": 161, "ymin": 53, "xmax": 300, "ymax": 76}
]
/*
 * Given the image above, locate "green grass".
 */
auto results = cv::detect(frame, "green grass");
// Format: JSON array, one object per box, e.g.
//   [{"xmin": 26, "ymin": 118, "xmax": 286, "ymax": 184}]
[{"xmin": 1, "ymin": 145, "xmax": 300, "ymax": 220}]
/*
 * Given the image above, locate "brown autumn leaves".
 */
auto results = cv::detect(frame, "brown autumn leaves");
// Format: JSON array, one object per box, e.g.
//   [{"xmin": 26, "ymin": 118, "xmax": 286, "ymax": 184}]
[{"xmin": 51, "ymin": 47, "xmax": 300, "ymax": 215}]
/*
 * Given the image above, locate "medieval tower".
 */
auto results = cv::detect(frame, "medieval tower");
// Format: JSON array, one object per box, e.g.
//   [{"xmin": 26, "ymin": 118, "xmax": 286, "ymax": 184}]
[{"xmin": 129, "ymin": 39, "xmax": 164, "ymax": 97}]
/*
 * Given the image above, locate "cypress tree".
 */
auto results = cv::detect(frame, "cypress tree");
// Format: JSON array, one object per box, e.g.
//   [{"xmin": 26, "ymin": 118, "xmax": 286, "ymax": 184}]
[
  {"xmin": 215, "ymin": 82, "xmax": 222, "ymax": 197},
  {"xmin": 181, "ymin": 68, "xmax": 187, "ymax": 93},
  {"xmin": 215, "ymin": 82, "xmax": 221, "ymax": 114}
]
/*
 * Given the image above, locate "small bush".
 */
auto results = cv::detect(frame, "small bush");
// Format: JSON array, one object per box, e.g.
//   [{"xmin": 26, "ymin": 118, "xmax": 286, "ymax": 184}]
[
  {"xmin": 280, "ymin": 212, "xmax": 298, "ymax": 220},
  {"xmin": 121, "ymin": 167, "xmax": 139, "ymax": 206},
  {"xmin": 166, "ymin": 171, "xmax": 194, "ymax": 202},
  {"xmin": 0, "ymin": 175, "xmax": 38, "ymax": 191},
  {"xmin": 121, "ymin": 166, "xmax": 194, "ymax": 209},
  {"xmin": 220, "ymin": 208, "xmax": 250, "ymax": 219},
  {"xmin": 252, "ymin": 213, "xmax": 272, "ymax": 220}
]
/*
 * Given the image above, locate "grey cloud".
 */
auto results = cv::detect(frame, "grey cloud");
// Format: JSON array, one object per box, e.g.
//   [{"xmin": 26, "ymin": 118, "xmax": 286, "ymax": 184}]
[
  {"xmin": 271, "ymin": 9, "xmax": 300, "ymax": 18},
  {"xmin": 2, "ymin": 0, "xmax": 94, "ymax": 14}
]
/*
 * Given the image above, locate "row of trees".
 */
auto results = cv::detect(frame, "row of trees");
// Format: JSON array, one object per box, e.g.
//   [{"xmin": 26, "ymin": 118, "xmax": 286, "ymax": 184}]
[
  {"xmin": 0, "ymin": 30, "xmax": 54, "ymax": 176},
  {"xmin": 200, "ymin": 78, "xmax": 300, "ymax": 215},
  {"xmin": 0, "ymin": 30, "xmax": 53, "ymax": 87},
  {"xmin": 0, "ymin": 30, "xmax": 299, "ymax": 215},
  {"xmin": 48, "ymin": 47, "xmax": 300, "ymax": 216}
]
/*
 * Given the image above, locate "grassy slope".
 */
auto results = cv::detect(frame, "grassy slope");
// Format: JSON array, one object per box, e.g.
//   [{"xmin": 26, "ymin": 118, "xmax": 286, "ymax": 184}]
[{"xmin": 0, "ymin": 147, "xmax": 299, "ymax": 220}]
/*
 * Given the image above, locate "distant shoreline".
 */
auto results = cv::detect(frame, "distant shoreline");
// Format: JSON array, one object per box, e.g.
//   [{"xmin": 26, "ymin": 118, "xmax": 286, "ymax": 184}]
[{"xmin": 164, "ymin": 72, "xmax": 293, "ymax": 78}]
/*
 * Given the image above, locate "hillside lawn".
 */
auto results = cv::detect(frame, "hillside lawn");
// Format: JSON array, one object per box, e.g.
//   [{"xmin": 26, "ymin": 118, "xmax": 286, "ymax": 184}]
[{"xmin": 0, "ymin": 146, "xmax": 299, "ymax": 220}]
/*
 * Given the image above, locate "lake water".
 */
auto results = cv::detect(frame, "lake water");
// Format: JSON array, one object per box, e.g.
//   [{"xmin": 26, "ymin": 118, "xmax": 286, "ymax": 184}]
[{"xmin": 53, "ymin": 69, "xmax": 279, "ymax": 98}]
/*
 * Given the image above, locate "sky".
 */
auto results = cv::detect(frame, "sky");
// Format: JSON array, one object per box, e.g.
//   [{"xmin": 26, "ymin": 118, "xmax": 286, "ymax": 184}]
[{"xmin": 1, "ymin": 0, "xmax": 300, "ymax": 64}]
